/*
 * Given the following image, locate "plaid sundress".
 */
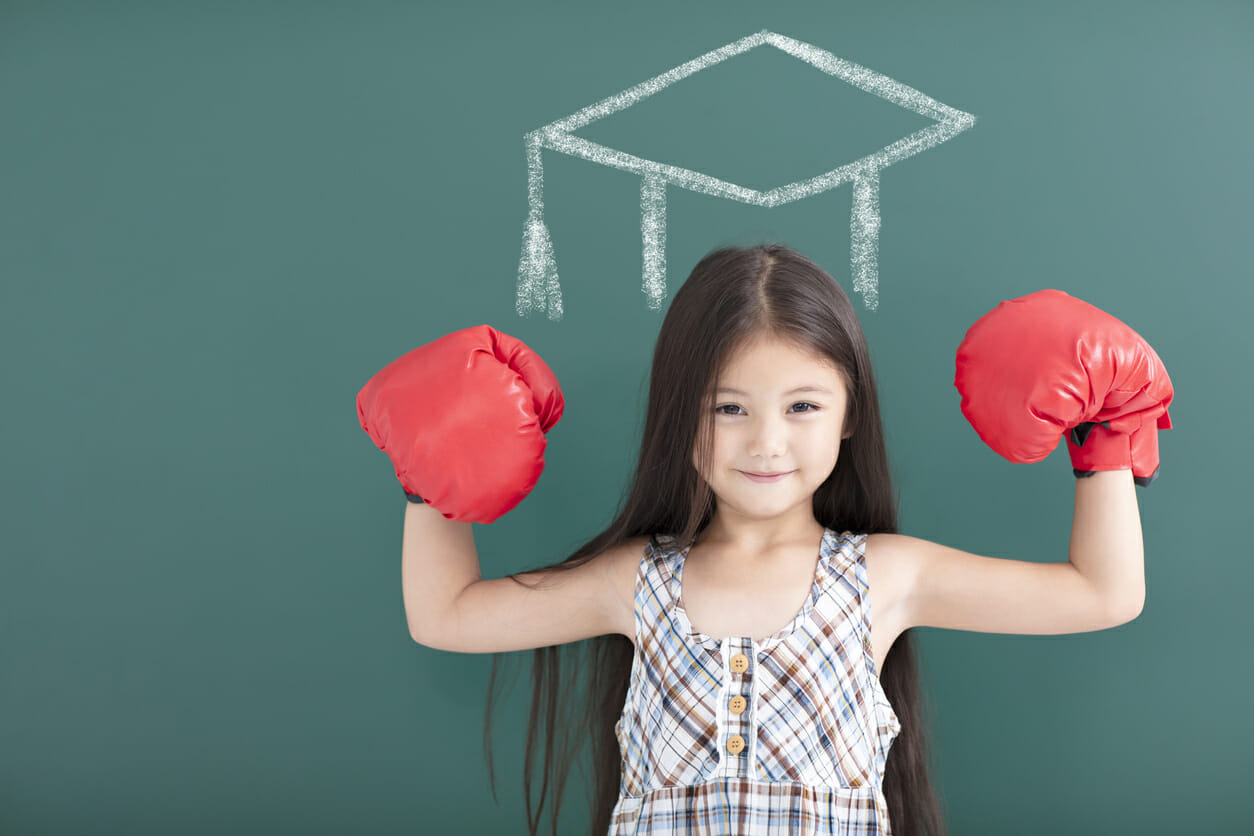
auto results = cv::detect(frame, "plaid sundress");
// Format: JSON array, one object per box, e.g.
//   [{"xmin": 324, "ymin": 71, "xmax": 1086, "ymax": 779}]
[{"xmin": 608, "ymin": 529, "xmax": 901, "ymax": 835}]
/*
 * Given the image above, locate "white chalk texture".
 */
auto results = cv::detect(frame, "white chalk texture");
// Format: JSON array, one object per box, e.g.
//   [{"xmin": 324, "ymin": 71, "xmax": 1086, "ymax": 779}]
[{"xmin": 516, "ymin": 29, "xmax": 977, "ymax": 320}]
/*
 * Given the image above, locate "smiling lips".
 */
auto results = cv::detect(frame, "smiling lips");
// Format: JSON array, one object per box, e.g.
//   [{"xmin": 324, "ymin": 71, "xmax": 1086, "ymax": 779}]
[{"xmin": 741, "ymin": 470, "xmax": 793, "ymax": 482}]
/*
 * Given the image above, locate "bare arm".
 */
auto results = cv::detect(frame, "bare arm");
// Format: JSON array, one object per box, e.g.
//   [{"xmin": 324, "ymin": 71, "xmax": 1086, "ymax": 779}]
[
  {"xmin": 402, "ymin": 501, "xmax": 483, "ymax": 642},
  {"xmin": 401, "ymin": 498, "xmax": 643, "ymax": 653},
  {"xmin": 884, "ymin": 469, "xmax": 1145, "ymax": 636},
  {"xmin": 1068, "ymin": 468, "xmax": 1146, "ymax": 618}
]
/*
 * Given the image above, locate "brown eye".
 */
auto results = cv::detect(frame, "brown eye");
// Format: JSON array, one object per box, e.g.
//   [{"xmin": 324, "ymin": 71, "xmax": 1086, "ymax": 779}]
[{"xmin": 714, "ymin": 403, "xmax": 819, "ymax": 415}]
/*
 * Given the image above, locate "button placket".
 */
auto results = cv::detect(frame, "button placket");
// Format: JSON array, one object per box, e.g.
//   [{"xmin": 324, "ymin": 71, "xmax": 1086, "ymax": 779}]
[{"xmin": 722, "ymin": 638, "xmax": 754, "ymax": 775}]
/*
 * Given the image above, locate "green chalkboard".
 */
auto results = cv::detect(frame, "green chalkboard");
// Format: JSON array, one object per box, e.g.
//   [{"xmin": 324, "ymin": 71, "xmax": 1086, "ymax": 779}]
[{"xmin": 3, "ymin": 1, "xmax": 1249, "ymax": 833}]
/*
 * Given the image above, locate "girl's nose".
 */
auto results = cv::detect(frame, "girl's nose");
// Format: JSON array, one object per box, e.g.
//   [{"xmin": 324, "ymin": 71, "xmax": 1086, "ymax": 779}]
[{"xmin": 747, "ymin": 417, "xmax": 788, "ymax": 459}]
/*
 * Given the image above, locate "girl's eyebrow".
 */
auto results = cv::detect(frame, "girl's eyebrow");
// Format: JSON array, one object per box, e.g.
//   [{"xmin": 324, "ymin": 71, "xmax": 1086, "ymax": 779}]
[{"xmin": 716, "ymin": 385, "xmax": 832, "ymax": 396}]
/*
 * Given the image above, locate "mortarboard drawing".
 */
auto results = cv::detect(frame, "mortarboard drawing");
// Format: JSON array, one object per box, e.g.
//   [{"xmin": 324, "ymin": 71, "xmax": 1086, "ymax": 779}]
[{"xmin": 516, "ymin": 29, "xmax": 977, "ymax": 321}]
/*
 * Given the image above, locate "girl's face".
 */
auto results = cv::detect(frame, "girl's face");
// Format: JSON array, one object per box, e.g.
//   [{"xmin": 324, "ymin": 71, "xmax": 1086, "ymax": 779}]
[{"xmin": 692, "ymin": 335, "xmax": 850, "ymax": 524}]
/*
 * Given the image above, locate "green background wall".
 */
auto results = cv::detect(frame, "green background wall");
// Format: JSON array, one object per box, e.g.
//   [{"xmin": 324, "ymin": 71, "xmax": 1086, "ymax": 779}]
[{"xmin": 3, "ymin": 1, "xmax": 1249, "ymax": 833}]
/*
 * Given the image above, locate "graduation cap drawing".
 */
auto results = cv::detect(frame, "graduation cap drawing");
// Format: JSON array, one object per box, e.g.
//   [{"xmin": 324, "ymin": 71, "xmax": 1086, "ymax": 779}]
[{"xmin": 517, "ymin": 29, "xmax": 976, "ymax": 320}]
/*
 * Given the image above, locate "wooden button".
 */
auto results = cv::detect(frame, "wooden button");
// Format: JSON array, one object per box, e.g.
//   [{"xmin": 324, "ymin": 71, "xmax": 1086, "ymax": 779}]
[
  {"xmin": 729, "ymin": 695, "xmax": 747, "ymax": 715},
  {"xmin": 729, "ymin": 653, "xmax": 749, "ymax": 673},
  {"xmin": 726, "ymin": 734, "xmax": 745, "ymax": 754}
]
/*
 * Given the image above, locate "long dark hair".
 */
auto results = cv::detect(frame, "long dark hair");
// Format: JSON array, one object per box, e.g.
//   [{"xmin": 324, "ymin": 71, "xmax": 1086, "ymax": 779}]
[{"xmin": 482, "ymin": 243, "xmax": 947, "ymax": 835}]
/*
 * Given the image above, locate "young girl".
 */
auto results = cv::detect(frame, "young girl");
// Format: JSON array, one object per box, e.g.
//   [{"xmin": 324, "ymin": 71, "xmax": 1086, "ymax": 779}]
[{"xmin": 358, "ymin": 243, "xmax": 1168, "ymax": 835}]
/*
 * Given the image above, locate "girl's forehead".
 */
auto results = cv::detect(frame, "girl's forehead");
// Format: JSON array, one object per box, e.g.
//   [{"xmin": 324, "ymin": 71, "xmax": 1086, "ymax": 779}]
[
  {"xmin": 719, "ymin": 339, "xmax": 840, "ymax": 378},
  {"xmin": 727, "ymin": 333, "xmax": 825, "ymax": 359}
]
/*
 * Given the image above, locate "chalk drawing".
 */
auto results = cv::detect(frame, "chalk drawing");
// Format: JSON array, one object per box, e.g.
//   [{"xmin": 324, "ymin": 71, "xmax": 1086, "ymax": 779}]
[{"xmin": 517, "ymin": 29, "xmax": 977, "ymax": 320}]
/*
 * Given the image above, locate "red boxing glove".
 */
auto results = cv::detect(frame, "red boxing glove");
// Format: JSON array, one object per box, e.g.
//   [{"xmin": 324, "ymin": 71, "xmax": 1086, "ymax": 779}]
[
  {"xmin": 954, "ymin": 289, "xmax": 1174, "ymax": 486},
  {"xmin": 356, "ymin": 324, "xmax": 565, "ymax": 523}
]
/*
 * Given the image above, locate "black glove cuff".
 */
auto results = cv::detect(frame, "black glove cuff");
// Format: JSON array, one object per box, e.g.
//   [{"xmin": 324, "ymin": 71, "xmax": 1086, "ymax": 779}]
[
  {"xmin": 405, "ymin": 491, "xmax": 425, "ymax": 504},
  {"xmin": 1072, "ymin": 467, "xmax": 1160, "ymax": 487}
]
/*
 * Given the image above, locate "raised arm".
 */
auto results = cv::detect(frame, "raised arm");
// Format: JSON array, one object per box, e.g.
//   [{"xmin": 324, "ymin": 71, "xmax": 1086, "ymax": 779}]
[
  {"xmin": 894, "ymin": 288, "xmax": 1172, "ymax": 635},
  {"xmin": 1068, "ymin": 468, "xmax": 1145, "ymax": 616},
  {"xmin": 883, "ymin": 468, "xmax": 1145, "ymax": 639},
  {"xmin": 951, "ymin": 287, "xmax": 1170, "ymax": 618},
  {"xmin": 403, "ymin": 498, "xmax": 644, "ymax": 653},
  {"xmin": 355, "ymin": 324, "xmax": 570, "ymax": 643},
  {"xmin": 402, "ymin": 501, "xmax": 482, "ymax": 643}
]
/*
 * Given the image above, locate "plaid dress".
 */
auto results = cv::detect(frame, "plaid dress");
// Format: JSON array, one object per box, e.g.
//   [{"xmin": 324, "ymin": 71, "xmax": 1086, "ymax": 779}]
[{"xmin": 608, "ymin": 529, "xmax": 901, "ymax": 835}]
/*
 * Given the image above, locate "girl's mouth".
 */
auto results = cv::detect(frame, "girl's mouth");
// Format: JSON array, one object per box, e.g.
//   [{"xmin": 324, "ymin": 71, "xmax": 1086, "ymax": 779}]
[{"xmin": 740, "ymin": 471, "xmax": 792, "ymax": 483}]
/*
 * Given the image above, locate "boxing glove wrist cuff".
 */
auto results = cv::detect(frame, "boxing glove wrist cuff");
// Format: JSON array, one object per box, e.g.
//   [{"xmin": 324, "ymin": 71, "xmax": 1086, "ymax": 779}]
[
  {"xmin": 405, "ymin": 491, "xmax": 425, "ymax": 504},
  {"xmin": 1067, "ymin": 420, "xmax": 1162, "ymax": 487}
]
